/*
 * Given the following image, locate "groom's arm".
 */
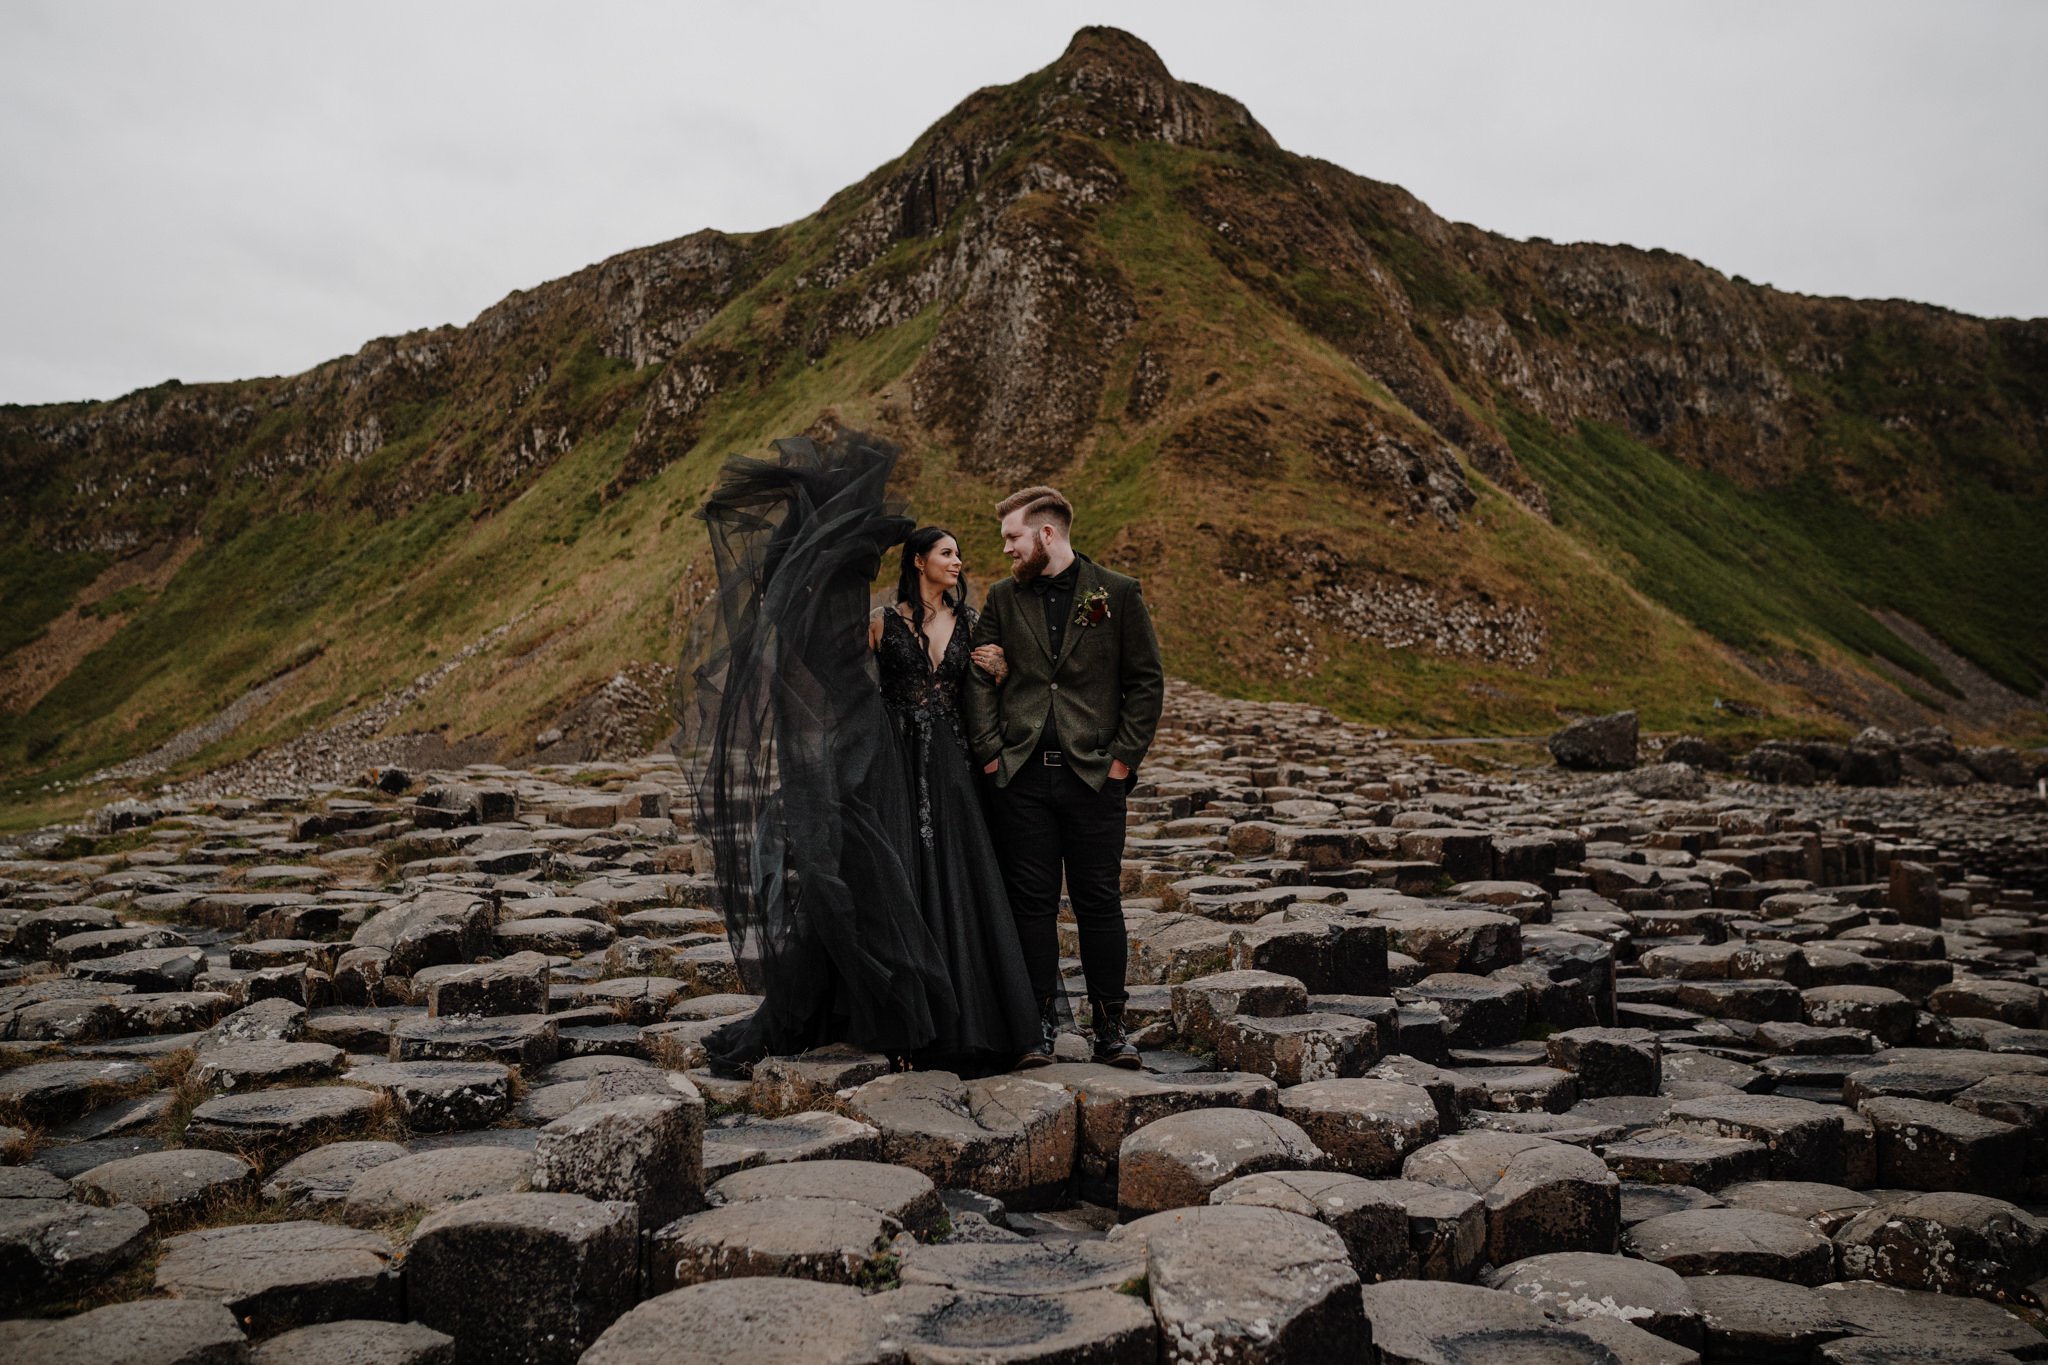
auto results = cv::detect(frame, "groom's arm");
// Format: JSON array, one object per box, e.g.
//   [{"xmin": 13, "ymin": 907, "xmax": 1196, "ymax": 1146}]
[
  {"xmin": 1110, "ymin": 581, "xmax": 1164, "ymax": 775},
  {"xmin": 964, "ymin": 594, "xmax": 1005, "ymax": 767}
]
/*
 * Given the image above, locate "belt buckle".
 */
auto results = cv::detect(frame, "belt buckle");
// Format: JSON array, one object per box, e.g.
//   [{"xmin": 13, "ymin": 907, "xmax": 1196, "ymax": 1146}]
[{"xmin": 1042, "ymin": 750, "xmax": 1064, "ymax": 767}]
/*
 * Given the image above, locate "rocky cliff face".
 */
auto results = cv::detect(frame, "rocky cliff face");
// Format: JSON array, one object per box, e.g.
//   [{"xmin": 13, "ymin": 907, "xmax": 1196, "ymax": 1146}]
[{"xmin": 2, "ymin": 27, "xmax": 2043, "ymax": 804}]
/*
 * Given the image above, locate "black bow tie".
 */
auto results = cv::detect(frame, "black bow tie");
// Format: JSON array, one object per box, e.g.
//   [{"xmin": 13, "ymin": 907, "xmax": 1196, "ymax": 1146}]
[{"xmin": 1029, "ymin": 566, "xmax": 1078, "ymax": 595}]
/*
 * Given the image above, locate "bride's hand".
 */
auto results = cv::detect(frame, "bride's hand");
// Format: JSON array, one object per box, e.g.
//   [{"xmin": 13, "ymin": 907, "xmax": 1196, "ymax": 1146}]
[{"xmin": 971, "ymin": 643, "xmax": 1007, "ymax": 683}]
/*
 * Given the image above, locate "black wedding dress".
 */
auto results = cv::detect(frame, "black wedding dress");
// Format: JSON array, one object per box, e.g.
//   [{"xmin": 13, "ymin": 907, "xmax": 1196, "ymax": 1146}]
[
  {"xmin": 681, "ymin": 432, "xmax": 1038, "ymax": 1073},
  {"xmin": 875, "ymin": 607, "xmax": 1042, "ymax": 1068}
]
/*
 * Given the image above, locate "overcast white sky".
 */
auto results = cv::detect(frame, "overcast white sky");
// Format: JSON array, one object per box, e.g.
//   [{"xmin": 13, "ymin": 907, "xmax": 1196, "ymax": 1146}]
[{"xmin": 2, "ymin": 1, "xmax": 2043, "ymax": 406}]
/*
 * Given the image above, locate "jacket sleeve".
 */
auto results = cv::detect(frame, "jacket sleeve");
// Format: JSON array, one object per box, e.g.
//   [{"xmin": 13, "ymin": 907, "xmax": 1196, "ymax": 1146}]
[
  {"xmin": 964, "ymin": 592, "xmax": 1005, "ymax": 766},
  {"xmin": 1110, "ymin": 579, "xmax": 1165, "ymax": 772}
]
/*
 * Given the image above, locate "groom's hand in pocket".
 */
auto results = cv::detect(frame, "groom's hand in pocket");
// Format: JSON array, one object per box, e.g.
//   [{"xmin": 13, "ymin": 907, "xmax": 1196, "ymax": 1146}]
[
  {"xmin": 983, "ymin": 759, "xmax": 999, "ymax": 774},
  {"xmin": 1109, "ymin": 760, "xmax": 1130, "ymax": 781}
]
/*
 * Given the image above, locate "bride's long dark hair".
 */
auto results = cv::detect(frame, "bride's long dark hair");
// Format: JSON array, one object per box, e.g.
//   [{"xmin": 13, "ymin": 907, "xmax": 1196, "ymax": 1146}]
[{"xmin": 895, "ymin": 526, "xmax": 968, "ymax": 652}]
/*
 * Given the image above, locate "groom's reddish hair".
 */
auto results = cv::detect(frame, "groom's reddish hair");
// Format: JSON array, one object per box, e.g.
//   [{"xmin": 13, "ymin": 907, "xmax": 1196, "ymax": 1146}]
[{"xmin": 994, "ymin": 485, "xmax": 1072, "ymax": 534}]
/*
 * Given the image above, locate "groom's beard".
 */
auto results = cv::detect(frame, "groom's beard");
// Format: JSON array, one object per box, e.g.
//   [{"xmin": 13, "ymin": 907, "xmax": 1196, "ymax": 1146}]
[{"xmin": 1010, "ymin": 538, "xmax": 1051, "ymax": 585}]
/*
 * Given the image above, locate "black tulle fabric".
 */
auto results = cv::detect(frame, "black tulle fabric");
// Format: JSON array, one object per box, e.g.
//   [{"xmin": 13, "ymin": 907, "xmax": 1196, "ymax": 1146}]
[{"xmin": 679, "ymin": 432, "xmax": 1036, "ymax": 1072}]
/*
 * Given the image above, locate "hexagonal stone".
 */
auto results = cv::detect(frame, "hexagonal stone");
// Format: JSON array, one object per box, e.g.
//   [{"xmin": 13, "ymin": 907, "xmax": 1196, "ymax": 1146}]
[
  {"xmin": 1804, "ymin": 985, "xmax": 1917, "ymax": 1045},
  {"xmin": 1212, "ymin": 1010, "xmax": 1378, "ymax": 1084},
  {"xmin": 183, "ymin": 1086, "xmax": 381, "ymax": 1157},
  {"xmin": 1463, "ymin": 1065, "xmax": 1580, "ymax": 1114},
  {"xmin": 1683, "ymin": 1274, "xmax": 1845, "ymax": 1361},
  {"xmin": 1144, "ymin": 1204, "xmax": 1365, "ymax": 1363},
  {"xmin": 650, "ymin": 1197, "xmax": 898, "ymax": 1290},
  {"xmin": 70, "ymin": 945, "xmax": 206, "ymax": 991},
  {"xmin": 577, "ymin": 982, "xmax": 688, "ymax": 1023},
  {"xmin": 748, "ymin": 1045, "xmax": 890, "ymax": 1118},
  {"xmin": 0, "ymin": 1197, "xmax": 150, "ymax": 1310},
  {"xmin": 1277, "ymin": 1078, "xmax": 1439, "ymax": 1176},
  {"xmin": 1548, "ymin": 1027, "xmax": 1662, "ymax": 1097},
  {"xmin": 192, "ymin": 1040, "xmax": 345, "ymax": 1092},
  {"xmin": 0, "ymin": 1298, "xmax": 246, "ymax": 1364},
  {"xmin": 341, "ymin": 1061, "xmax": 514, "ymax": 1132},
  {"xmin": 0, "ymin": 1166, "xmax": 71, "ymax": 1198},
  {"xmin": 899, "ymin": 1236, "xmax": 1143, "ymax": 1295},
  {"xmin": 1118, "ymin": 1109, "xmax": 1325, "ymax": 1218},
  {"xmin": 1622, "ymin": 1209, "xmax": 1834, "ymax": 1285},
  {"xmin": 1370, "ymin": 906, "xmax": 1523, "ymax": 975},
  {"xmin": 50, "ymin": 924, "xmax": 189, "ymax": 964},
  {"xmin": 406, "ymin": 1192, "xmax": 637, "ymax": 1364},
  {"xmin": 1814, "ymin": 1338, "xmax": 2029, "ymax": 1365},
  {"xmin": 11, "ymin": 907, "xmax": 123, "ymax": 960},
  {"xmin": 200, "ymin": 997, "xmax": 309, "ymax": 1049},
  {"xmin": 1844, "ymin": 1064, "xmax": 1981, "ymax": 1105},
  {"xmin": 1665, "ymin": 1095, "xmax": 1845, "ymax": 1184},
  {"xmin": 340, "ymin": 1145, "xmax": 533, "ymax": 1226},
  {"xmin": 1601, "ymin": 1129, "xmax": 1771, "ymax": 1191},
  {"xmin": 1859, "ymin": 1096, "xmax": 2025, "ymax": 1194},
  {"xmin": 1210, "ymin": 1169, "xmax": 1414, "ymax": 1283},
  {"xmin": 1169, "ymin": 970, "xmax": 1310, "ymax": 1046},
  {"xmin": 581, "ymin": 1280, "xmax": 894, "ymax": 1365},
  {"xmin": 73, "ymin": 1148, "xmax": 256, "ymax": 1220},
  {"xmin": 1673, "ymin": 979, "xmax": 1804, "ymax": 1024},
  {"xmin": 0, "ymin": 1057, "xmax": 152, "ymax": 1125},
  {"xmin": 1403, "ymin": 1132, "xmax": 1621, "ymax": 1264},
  {"xmin": 390, "ymin": 1013, "xmax": 558, "ymax": 1068},
  {"xmin": 416, "ymin": 953, "xmax": 551, "ymax": 1019},
  {"xmin": 1718, "ymin": 1181, "xmax": 1874, "ymax": 1235},
  {"xmin": 349, "ymin": 892, "xmax": 492, "ymax": 976},
  {"xmin": 1028, "ymin": 1063, "xmax": 1277, "ymax": 1201},
  {"xmin": 249, "ymin": 1319, "xmax": 454, "ymax": 1364},
  {"xmin": 1363, "ymin": 1279, "xmax": 1616, "ymax": 1365},
  {"xmin": 494, "ymin": 917, "xmax": 616, "ymax": 955},
  {"xmin": 709, "ymin": 1159, "xmax": 942, "ymax": 1237},
  {"xmin": 871, "ymin": 1283, "xmax": 1158, "ymax": 1362},
  {"xmin": 1835, "ymin": 1191, "xmax": 2048, "ymax": 1300},
  {"xmin": 1404, "ymin": 973, "xmax": 1528, "ymax": 1048},
  {"xmin": 845, "ymin": 1071, "xmax": 1077, "ymax": 1210},
  {"xmin": 261, "ymin": 1141, "xmax": 407, "ymax": 1207},
  {"xmin": 155, "ymin": 1221, "xmax": 400, "ymax": 1337},
  {"xmin": 1355, "ymin": 1177, "xmax": 1488, "ymax": 1282},
  {"xmin": 1620, "ymin": 1183, "xmax": 1723, "ymax": 1228},
  {"xmin": 109, "ymin": 982, "xmax": 234, "ymax": 1035},
  {"xmin": 701, "ymin": 1111, "xmax": 881, "ymax": 1182},
  {"xmin": 1487, "ymin": 1250, "xmax": 1703, "ymax": 1351},
  {"xmin": 1930, "ymin": 977, "xmax": 2046, "ymax": 1029},
  {"xmin": 534, "ymin": 1093, "xmax": 704, "ymax": 1233},
  {"xmin": 1814, "ymin": 1280, "xmax": 2045, "ymax": 1360}
]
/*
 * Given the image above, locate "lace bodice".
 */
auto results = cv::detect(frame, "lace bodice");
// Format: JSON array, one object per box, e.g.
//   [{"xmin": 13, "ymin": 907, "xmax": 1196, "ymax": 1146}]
[
  {"xmin": 877, "ymin": 607, "xmax": 975, "ymax": 847},
  {"xmin": 877, "ymin": 607, "xmax": 972, "ymax": 719}
]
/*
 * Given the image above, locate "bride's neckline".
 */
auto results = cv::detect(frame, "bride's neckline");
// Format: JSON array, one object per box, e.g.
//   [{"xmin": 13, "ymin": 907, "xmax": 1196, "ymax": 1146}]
[{"xmin": 891, "ymin": 604, "xmax": 956, "ymax": 673}]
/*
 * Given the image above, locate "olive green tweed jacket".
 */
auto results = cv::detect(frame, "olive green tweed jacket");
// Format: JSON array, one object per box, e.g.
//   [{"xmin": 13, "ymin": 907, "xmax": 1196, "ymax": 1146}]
[{"xmin": 964, "ymin": 556, "xmax": 1165, "ymax": 791}]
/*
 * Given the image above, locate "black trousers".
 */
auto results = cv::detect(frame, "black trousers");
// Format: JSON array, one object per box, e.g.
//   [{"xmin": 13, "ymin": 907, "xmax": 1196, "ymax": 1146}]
[{"xmin": 992, "ymin": 757, "xmax": 1129, "ymax": 1007}]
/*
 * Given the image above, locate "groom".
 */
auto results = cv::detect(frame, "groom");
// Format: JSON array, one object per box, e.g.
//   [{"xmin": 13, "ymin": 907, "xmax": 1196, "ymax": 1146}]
[{"xmin": 965, "ymin": 485, "xmax": 1164, "ymax": 1069}]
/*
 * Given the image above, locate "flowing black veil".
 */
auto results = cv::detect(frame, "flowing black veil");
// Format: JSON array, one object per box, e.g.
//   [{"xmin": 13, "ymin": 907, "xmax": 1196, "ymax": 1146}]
[{"xmin": 675, "ymin": 432, "xmax": 958, "ymax": 1069}]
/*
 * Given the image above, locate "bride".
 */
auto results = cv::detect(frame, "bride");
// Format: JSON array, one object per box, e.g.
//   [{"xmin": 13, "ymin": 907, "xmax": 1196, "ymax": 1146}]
[{"xmin": 683, "ymin": 432, "xmax": 1041, "ymax": 1073}]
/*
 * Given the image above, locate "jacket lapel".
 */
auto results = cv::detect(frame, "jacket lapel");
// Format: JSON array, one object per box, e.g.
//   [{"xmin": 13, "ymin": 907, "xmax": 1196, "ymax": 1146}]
[
  {"xmin": 1053, "ymin": 558, "xmax": 1100, "ymax": 671},
  {"xmin": 1013, "ymin": 577, "xmax": 1055, "ymax": 662}
]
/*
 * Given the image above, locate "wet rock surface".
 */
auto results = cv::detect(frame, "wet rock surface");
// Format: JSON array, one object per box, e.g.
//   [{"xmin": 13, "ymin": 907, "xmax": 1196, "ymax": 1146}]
[{"xmin": 2, "ymin": 682, "xmax": 2046, "ymax": 1358}]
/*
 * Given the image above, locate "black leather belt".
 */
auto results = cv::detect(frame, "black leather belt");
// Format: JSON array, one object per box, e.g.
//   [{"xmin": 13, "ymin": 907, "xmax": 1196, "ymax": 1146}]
[{"xmin": 1040, "ymin": 750, "xmax": 1064, "ymax": 766}]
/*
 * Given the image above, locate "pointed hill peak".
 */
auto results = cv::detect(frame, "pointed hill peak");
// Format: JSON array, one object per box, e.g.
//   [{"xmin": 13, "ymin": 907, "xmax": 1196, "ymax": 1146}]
[
  {"xmin": 1035, "ymin": 26, "xmax": 1274, "ymax": 153},
  {"xmin": 1051, "ymin": 25, "xmax": 1176, "ymax": 82}
]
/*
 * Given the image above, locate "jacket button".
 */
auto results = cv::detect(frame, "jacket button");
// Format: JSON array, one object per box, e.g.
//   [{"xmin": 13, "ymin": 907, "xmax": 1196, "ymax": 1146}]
[{"xmin": 1050, "ymin": 683, "xmax": 1059, "ymax": 691}]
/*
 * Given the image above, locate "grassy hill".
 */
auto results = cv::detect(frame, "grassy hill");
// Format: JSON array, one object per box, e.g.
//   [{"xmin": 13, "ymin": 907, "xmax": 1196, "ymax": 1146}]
[{"xmin": 3, "ymin": 27, "xmax": 2044, "ymax": 828}]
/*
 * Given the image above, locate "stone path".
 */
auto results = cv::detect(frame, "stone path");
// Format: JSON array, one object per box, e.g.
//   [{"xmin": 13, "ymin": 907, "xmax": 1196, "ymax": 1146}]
[{"xmin": 4, "ymin": 680, "xmax": 2047, "ymax": 1361}]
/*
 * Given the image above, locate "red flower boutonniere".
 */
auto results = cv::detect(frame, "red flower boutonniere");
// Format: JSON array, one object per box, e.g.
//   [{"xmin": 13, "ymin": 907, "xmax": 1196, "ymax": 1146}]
[{"xmin": 1075, "ymin": 587, "xmax": 1111, "ymax": 628}]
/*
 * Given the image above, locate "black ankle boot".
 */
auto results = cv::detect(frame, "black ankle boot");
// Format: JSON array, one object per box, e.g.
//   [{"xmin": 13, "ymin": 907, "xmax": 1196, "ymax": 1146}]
[
  {"xmin": 1016, "ymin": 996, "xmax": 1058, "ymax": 1069},
  {"xmin": 1091, "ymin": 998, "xmax": 1141, "ymax": 1069}
]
